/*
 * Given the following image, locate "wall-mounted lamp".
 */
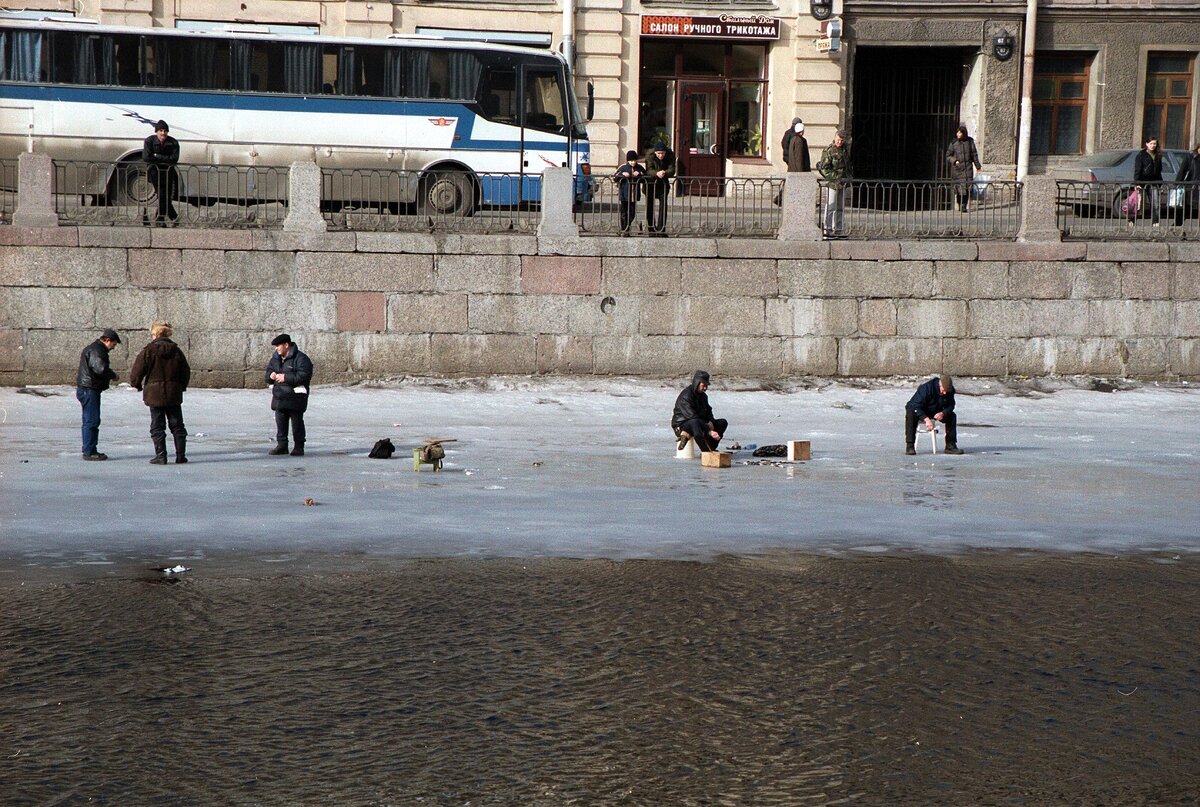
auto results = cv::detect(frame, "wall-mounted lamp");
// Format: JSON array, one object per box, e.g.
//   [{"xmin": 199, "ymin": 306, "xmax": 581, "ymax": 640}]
[
  {"xmin": 992, "ymin": 29, "xmax": 1015, "ymax": 62},
  {"xmin": 811, "ymin": 0, "xmax": 833, "ymax": 22}
]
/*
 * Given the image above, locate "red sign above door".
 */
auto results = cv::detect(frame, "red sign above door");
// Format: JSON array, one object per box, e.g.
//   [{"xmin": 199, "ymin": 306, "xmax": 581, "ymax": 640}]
[{"xmin": 641, "ymin": 14, "xmax": 780, "ymax": 40}]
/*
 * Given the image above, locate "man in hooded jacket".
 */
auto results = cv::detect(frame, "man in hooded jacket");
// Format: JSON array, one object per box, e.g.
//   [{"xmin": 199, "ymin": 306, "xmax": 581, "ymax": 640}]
[
  {"xmin": 129, "ymin": 320, "xmax": 191, "ymax": 464},
  {"xmin": 672, "ymin": 370, "xmax": 728, "ymax": 452}
]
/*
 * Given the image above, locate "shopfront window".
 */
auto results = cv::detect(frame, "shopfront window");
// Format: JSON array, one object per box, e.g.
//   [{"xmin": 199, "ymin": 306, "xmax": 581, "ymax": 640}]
[{"xmin": 729, "ymin": 83, "xmax": 763, "ymax": 156}]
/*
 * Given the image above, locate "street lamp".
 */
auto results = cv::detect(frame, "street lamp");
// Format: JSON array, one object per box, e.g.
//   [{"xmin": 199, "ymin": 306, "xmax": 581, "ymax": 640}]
[
  {"xmin": 992, "ymin": 29, "xmax": 1016, "ymax": 62},
  {"xmin": 811, "ymin": 0, "xmax": 834, "ymax": 22}
]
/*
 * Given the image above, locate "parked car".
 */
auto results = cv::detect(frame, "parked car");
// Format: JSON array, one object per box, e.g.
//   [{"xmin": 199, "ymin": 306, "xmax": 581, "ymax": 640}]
[{"xmin": 1059, "ymin": 148, "xmax": 1195, "ymax": 217}]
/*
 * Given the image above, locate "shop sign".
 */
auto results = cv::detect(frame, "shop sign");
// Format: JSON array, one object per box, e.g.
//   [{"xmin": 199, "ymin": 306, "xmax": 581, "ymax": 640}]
[{"xmin": 641, "ymin": 14, "xmax": 781, "ymax": 41}]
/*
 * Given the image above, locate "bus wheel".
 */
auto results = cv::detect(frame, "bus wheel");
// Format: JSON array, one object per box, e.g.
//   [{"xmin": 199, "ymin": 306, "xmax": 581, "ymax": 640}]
[
  {"xmin": 110, "ymin": 162, "xmax": 156, "ymax": 207},
  {"xmin": 421, "ymin": 171, "xmax": 475, "ymax": 217}
]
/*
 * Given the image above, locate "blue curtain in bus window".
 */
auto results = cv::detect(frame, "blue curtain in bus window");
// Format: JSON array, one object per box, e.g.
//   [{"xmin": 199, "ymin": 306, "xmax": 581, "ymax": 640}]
[
  {"xmin": 284, "ymin": 43, "xmax": 319, "ymax": 94},
  {"xmin": 3, "ymin": 31, "xmax": 43, "ymax": 82},
  {"xmin": 404, "ymin": 50, "xmax": 430, "ymax": 98},
  {"xmin": 230, "ymin": 41, "xmax": 252, "ymax": 91},
  {"xmin": 447, "ymin": 52, "xmax": 481, "ymax": 100}
]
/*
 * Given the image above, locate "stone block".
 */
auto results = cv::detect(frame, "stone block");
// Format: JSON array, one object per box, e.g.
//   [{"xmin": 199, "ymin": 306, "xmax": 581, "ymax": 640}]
[
  {"xmin": 1119, "ymin": 338, "xmax": 1171, "ymax": 377},
  {"xmin": 538, "ymin": 236, "xmax": 716, "ymax": 258},
  {"xmin": 1006, "ymin": 337, "xmax": 1123, "ymax": 376},
  {"xmin": 1170, "ymin": 243, "xmax": 1200, "ymax": 263},
  {"xmin": 933, "ymin": 261, "xmax": 1007, "ymax": 299},
  {"xmin": 180, "ymin": 250, "xmax": 227, "ymax": 289},
  {"xmin": 129, "ymin": 248, "xmax": 183, "ymax": 288},
  {"xmin": 435, "ymin": 254, "xmax": 522, "ymax": 294},
  {"xmin": 353, "ymin": 232, "xmax": 439, "ymax": 254},
  {"xmin": 296, "ymin": 252, "xmax": 433, "ymax": 292},
  {"xmin": 350, "ymin": 333, "xmax": 432, "ymax": 375},
  {"xmin": 782, "ymin": 336, "xmax": 837, "ymax": 375},
  {"xmin": 152, "ymin": 229, "xmax": 253, "ymax": 250},
  {"xmin": 225, "ymin": 251, "xmax": 297, "ymax": 289},
  {"xmin": 1175, "ymin": 263, "xmax": 1200, "ymax": 300},
  {"xmin": 1176, "ymin": 301, "xmax": 1200, "ymax": 336},
  {"xmin": 1120, "ymin": 263, "xmax": 1173, "ymax": 299},
  {"xmin": 682, "ymin": 259, "xmax": 777, "ymax": 296},
  {"xmin": 447, "ymin": 234, "xmax": 538, "ymax": 256},
  {"xmin": 189, "ymin": 370, "xmax": 247, "ymax": 389},
  {"xmin": 767, "ymin": 298, "xmax": 857, "ymax": 337},
  {"xmin": 252, "ymin": 231, "xmax": 357, "ymax": 252},
  {"xmin": 1169, "ymin": 339, "xmax": 1200, "ymax": 378},
  {"xmin": 1029, "ymin": 300, "xmax": 1090, "ymax": 336},
  {"xmin": 717, "ymin": 240, "xmax": 828, "ymax": 260},
  {"xmin": 569, "ymin": 295, "xmax": 642, "ymax": 336},
  {"xmin": 1017, "ymin": 174, "xmax": 1062, "ymax": 244},
  {"xmin": 280, "ymin": 331, "xmax": 351, "ymax": 377},
  {"xmin": 942, "ymin": 338, "xmax": 1008, "ymax": 376},
  {"xmin": 1086, "ymin": 242, "xmax": 1170, "ymax": 262},
  {"xmin": 778, "ymin": 260, "xmax": 934, "ymax": 298},
  {"xmin": 0, "ymin": 287, "xmax": 95, "ymax": 329},
  {"xmin": 77, "ymin": 227, "xmax": 151, "ymax": 248},
  {"xmin": 829, "ymin": 241, "xmax": 901, "ymax": 261},
  {"xmin": 899, "ymin": 242, "xmax": 978, "ymax": 261},
  {"xmin": 468, "ymin": 294, "xmax": 575, "ymax": 335},
  {"xmin": 592, "ymin": 335, "xmax": 782, "ymax": 376},
  {"xmin": 339, "ymin": 291, "xmax": 387, "ymax": 332},
  {"xmin": 1087, "ymin": 300, "xmax": 1175, "ymax": 337},
  {"xmin": 983, "ymin": 242, "xmax": 1086, "ymax": 262},
  {"xmin": 838, "ymin": 338, "xmax": 942, "ymax": 376},
  {"xmin": 431, "ymin": 334, "xmax": 536, "ymax": 375},
  {"xmin": 185, "ymin": 331, "xmax": 251, "ymax": 371},
  {"xmin": 254, "ymin": 290, "xmax": 339, "ymax": 332},
  {"xmin": 23, "ymin": 328, "xmax": 111, "ymax": 370},
  {"xmin": 601, "ymin": 257, "xmax": 682, "ymax": 295},
  {"xmin": 0, "ymin": 247, "xmax": 125, "ymax": 288},
  {"xmin": 1071, "ymin": 263, "xmax": 1121, "ymax": 299},
  {"xmin": 640, "ymin": 296, "xmax": 765, "ymax": 336},
  {"xmin": 93, "ymin": 289, "xmax": 158, "ymax": 332},
  {"xmin": 0, "ymin": 329, "xmax": 23, "ymax": 371},
  {"xmin": 521, "ymin": 255, "xmax": 601, "ymax": 295},
  {"xmin": 536, "ymin": 335, "xmax": 594, "ymax": 374},
  {"xmin": 0, "ymin": 228, "xmax": 77, "ymax": 247},
  {"xmin": 897, "ymin": 299, "xmax": 968, "ymax": 337},
  {"xmin": 701, "ymin": 451, "xmax": 732, "ymax": 468},
  {"xmin": 857, "ymin": 299, "xmax": 897, "ymax": 336},
  {"xmin": 386, "ymin": 293, "xmax": 466, "ymax": 334},
  {"xmin": 1009, "ymin": 262, "xmax": 1072, "ymax": 299},
  {"xmin": 968, "ymin": 299, "xmax": 1031, "ymax": 337}
]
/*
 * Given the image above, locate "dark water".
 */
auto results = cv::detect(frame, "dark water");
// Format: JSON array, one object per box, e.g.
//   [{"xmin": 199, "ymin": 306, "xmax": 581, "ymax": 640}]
[{"xmin": 2, "ymin": 554, "xmax": 1198, "ymax": 806}]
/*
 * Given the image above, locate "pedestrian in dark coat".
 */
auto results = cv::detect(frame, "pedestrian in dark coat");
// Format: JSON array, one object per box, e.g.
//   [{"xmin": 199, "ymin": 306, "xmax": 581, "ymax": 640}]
[
  {"xmin": 645, "ymin": 141, "xmax": 676, "ymax": 236},
  {"xmin": 785, "ymin": 121, "xmax": 811, "ymax": 173},
  {"xmin": 946, "ymin": 125, "xmax": 982, "ymax": 211},
  {"xmin": 781, "ymin": 116, "xmax": 802, "ymax": 159},
  {"xmin": 142, "ymin": 120, "xmax": 180, "ymax": 226},
  {"xmin": 672, "ymin": 370, "xmax": 728, "ymax": 453},
  {"xmin": 1133, "ymin": 135, "xmax": 1164, "ymax": 225},
  {"xmin": 129, "ymin": 321, "xmax": 191, "ymax": 465},
  {"xmin": 75, "ymin": 328, "xmax": 121, "ymax": 461},
  {"xmin": 1172, "ymin": 142, "xmax": 1200, "ymax": 226},
  {"xmin": 614, "ymin": 149, "xmax": 646, "ymax": 234},
  {"xmin": 905, "ymin": 374, "xmax": 963, "ymax": 454},
  {"xmin": 266, "ymin": 333, "xmax": 314, "ymax": 457}
]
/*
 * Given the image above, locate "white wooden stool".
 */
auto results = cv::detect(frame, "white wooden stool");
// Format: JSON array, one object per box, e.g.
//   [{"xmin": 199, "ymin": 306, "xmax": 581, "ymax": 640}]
[{"xmin": 917, "ymin": 424, "xmax": 940, "ymax": 454}]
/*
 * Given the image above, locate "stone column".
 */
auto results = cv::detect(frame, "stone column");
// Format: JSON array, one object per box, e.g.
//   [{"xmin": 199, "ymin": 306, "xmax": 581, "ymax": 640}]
[
  {"xmin": 283, "ymin": 160, "xmax": 327, "ymax": 233},
  {"xmin": 12, "ymin": 152, "xmax": 58, "ymax": 228},
  {"xmin": 538, "ymin": 167, "xmax": 579, "ymax": 238},
  {"xmin": 777, "ymin": 172, "xmax": 821, "ymax": 241},
  {"xmin": 1018, "ymin": 174, "xmax": 1061, "ymax": 243}
]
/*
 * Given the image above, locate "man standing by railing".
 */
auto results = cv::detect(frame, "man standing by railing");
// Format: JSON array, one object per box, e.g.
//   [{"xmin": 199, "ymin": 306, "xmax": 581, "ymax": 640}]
[
  {"xmin": 817, "ymin": 130, "xmax": 849, "ymax": 238},
  {"xmin": 645, "ymin": 141, "xmax": 676, "ymax": 236},
  {"xmin": 143, "ymin": 120, "xmax": 180, "ymax": 227}
]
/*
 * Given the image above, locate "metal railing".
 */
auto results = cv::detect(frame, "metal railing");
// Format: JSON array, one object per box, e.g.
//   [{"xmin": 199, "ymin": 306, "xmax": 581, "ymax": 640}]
[
  {"xmin": 576, "ymin": 176, "xmax": 783, "ymax": 238},
  {"xmin": 321, "ymin": 168, "xmax": 540, "ymax": 233},
  {"xmin": 1057, "ymin": 180, "xmax": 1200, "ymax": 240},
  {"xmin": 0, "ymin": 159, "xmax": 17, "ymax": 224},
  {"xmin": 51, "ymin": 161, "xmax": 289, "ymax": 228},
  {"xmin": 817, "ymin": 178, "xmax": 1023, "ymax": 239}
]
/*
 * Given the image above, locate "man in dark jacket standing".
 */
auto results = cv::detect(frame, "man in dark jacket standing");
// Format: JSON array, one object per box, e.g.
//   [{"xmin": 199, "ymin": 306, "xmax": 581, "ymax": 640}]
[
  {"xmin": 645, "ymin": 141, "xmax": 676, "ymax": 236},
  {"xmin": 143, "ymin": 119, "xmax": 180, "ymax": 226},
  {"xmin": 76, "ymin": 328, "xmax": 121, "ymax": 461},
  {"xmin": 672, "ymin": 370, "xmax": 728, "ymax": 453},
  {"xmin": 266, "ymin": 334, "xmax": 314, "ymax": 457},
  {"xmin": 905, "ymin": 374, "xmax": 963, "ymax": 455},
  {"xmin": 129, "ymin": 320, "xmax": 191, "ymax": 465},
  {"xmin": 614, "ymin": 149, "xmax": 646, "ymax": 234}
]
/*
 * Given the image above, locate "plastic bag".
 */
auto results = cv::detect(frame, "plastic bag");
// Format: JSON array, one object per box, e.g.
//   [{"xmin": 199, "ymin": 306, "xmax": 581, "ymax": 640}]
[
  {"xmin": 1168, "ymin": 186, "xmax": 1185, "ymax": 208},
  {"xmin": 1121, "ymin": 186, "xmax": 1142, "ymax": 218},
  {"xmin": 970, "ymin": 173, "xmax": 991, "ymax": 200}
]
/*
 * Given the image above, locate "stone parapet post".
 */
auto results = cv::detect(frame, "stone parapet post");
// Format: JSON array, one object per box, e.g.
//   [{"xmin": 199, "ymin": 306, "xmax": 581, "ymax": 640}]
[
  {"xmin": 538, "ymin": 167, "xmax": 579, "ymax": 238},
  {"xmin": 12, "ymin": 152, "xmax": 57, "ymax": 228},
  {"xmin": 1018, "ymin": 174, "xmax": 1061, "ymax": 243},
  {"xmin": 283, "ymin": 161, "xmax": 327, "ymax": 233},
  {"xmin": 777, "ymin": 172, "xmax": 821, "ymax": 241}
]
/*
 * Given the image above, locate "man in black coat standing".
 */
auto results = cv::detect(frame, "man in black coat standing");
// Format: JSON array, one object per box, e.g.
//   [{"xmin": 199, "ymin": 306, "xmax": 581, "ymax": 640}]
[
  {"xmin": 76, "ymin": 328, "xmax": 121, "ymax": 461},
  {"xmin": 905, "ymin": 374, "xmax": 963, "ymax": 455},
  {"xmin": 143, "ymin": 120, "xmax": 180, "ymax": 226},
  {"xmin": 672, "ymin": 370, "xmax": 727, "ymax": 452},
  {"xmin": 266, "ymin": 334, "xmax": 314, "ymax": 457}
]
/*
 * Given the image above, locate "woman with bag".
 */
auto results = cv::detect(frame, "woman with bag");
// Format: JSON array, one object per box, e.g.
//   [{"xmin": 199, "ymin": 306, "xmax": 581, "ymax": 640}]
[
  {"xmin": 1132, "ymin": 135, "xmax": 1163, "ymax": 226},
  {"xmin": 946, "ymin": 125, "xmax": 982, "ymax": 212}
]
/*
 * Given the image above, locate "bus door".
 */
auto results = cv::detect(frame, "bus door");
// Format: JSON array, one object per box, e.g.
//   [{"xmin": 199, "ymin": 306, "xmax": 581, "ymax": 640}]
[{"xmin": 519, "ymin": 63, "xmax": 571, "ymax": 205}]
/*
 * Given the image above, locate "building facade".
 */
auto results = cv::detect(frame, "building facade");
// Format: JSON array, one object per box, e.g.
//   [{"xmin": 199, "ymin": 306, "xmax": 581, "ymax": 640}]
[{"xmin": 5, "ymin": 0, "xmax": 1200, "ymax": 178}]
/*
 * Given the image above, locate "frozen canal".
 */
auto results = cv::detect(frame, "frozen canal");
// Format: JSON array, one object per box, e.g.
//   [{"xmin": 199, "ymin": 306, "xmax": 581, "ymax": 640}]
[{"xmin": 1, "ymin": 377, "xmax": 1196, "ymax": 569}]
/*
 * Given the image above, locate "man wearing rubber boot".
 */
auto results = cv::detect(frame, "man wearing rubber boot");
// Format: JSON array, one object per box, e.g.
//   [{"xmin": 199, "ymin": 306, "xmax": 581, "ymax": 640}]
[
  {"xmin": 266, "ymin": 334, "xmax": 313, "ymax": 457},
  {"xmin": 672, "ymin": 370, "xmax": 728, "ymax": 452},
  {"xmin": 129, "ymin": 320, "xmax": 191, "ymax": 464},
  {"xmin": 905, "ymin": 374, "xmax": 963, "ymax": 455}
]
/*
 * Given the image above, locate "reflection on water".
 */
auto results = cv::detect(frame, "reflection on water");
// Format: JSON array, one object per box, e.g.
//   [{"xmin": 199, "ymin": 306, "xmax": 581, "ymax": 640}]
[
  {"xmin": 901, "ymin": 466, "xmax": 958, "ymax": 510},
  {"xmin": 2, "ymin": 554, "xmax": 1197, "ymax": 805}
]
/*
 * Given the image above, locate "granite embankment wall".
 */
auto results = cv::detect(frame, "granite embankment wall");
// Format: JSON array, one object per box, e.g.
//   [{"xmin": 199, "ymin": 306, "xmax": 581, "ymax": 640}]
[{"xmin": 1, "ymin": 228, "xmax": 1198, "ymax": 384}]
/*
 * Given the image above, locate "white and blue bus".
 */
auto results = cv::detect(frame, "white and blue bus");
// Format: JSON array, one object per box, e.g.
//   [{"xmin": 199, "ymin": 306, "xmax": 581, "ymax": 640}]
[{"xmin": 0, "ymin": 16, "xmax": 592, "ymax": 214}]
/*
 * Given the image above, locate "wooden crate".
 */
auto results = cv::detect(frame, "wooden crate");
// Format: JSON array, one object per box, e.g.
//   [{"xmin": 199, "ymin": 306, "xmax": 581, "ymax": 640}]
[
  {"xmin": 701, "ymin": 451, "xmax": 732, "ymax": 468},
  {"xmin": 787, "ymin": 440, "xmax": 811, "ymax": 461}
]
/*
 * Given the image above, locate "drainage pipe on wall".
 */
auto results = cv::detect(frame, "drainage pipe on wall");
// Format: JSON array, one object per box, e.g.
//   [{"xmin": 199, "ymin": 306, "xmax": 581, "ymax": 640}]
[
  {"xmin": 562, "ymin": 0, "xmax": 575, "ymax": 73},
  {"xmin": 1015, "ymin": 0, "xmax": 1039, "ymax": 181}
]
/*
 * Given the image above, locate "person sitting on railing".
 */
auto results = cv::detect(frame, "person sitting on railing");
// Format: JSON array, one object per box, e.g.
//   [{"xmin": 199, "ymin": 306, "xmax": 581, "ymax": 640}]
[
  {"xmin": 614, "ymin": 150, "xmax": 646, "ymax": 235},
  {"xmin": 1133, "ymin": 135, "xmax": 1163, "ymax": 227},
  {"xmin": 645, "ymin": 141, "xmax": 676, "ymax": 237},
  {"xmin": 946, "ymin": 125, "xmax": 982, "ymax": 212},
  {"xmin": 142, "ymin": 120, "xmax": 180, "ymax": 227},
  {"xmin": 1173, "ymin": 142, "xmax": 1200, "ymax": 228}
]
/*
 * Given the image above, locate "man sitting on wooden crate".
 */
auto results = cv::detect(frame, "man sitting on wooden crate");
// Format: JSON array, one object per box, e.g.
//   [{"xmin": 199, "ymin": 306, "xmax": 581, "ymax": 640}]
[{"xmin": 672, "ymin": 370, "xmax": 728, "ymax": 453}]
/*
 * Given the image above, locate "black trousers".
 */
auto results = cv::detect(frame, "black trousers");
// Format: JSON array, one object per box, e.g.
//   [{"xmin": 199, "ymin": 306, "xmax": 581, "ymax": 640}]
[
  {"xmin": 275, "ymin": 409, "xmax": 306, "ymax": 447},
  {"xmin": 905, "ymin": 409, "xmax": 957, "ymax": 446},
  {"xmin": 149, "ymin": 405, "xmax": 186, "ymax": 440},
  {"xmin": 619, "ymin": 199, "xmax": 637, "ymax": 232},
  {"xmin": 646, "ymin": 180, "xmax": 670, "ymax": 233},
  {"xmin": 676, "ymin": 417, "xmax": 728, "ymax": 452},
  {"xmin": 150, "ymin": 164, "xmax": 178, "ymax": 223}
]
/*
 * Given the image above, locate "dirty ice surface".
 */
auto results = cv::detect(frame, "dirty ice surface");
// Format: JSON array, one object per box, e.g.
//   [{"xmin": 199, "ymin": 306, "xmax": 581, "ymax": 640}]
[{"xmin": 0, "ymin": 378, "xmax": 1197, "ymax": 567}]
